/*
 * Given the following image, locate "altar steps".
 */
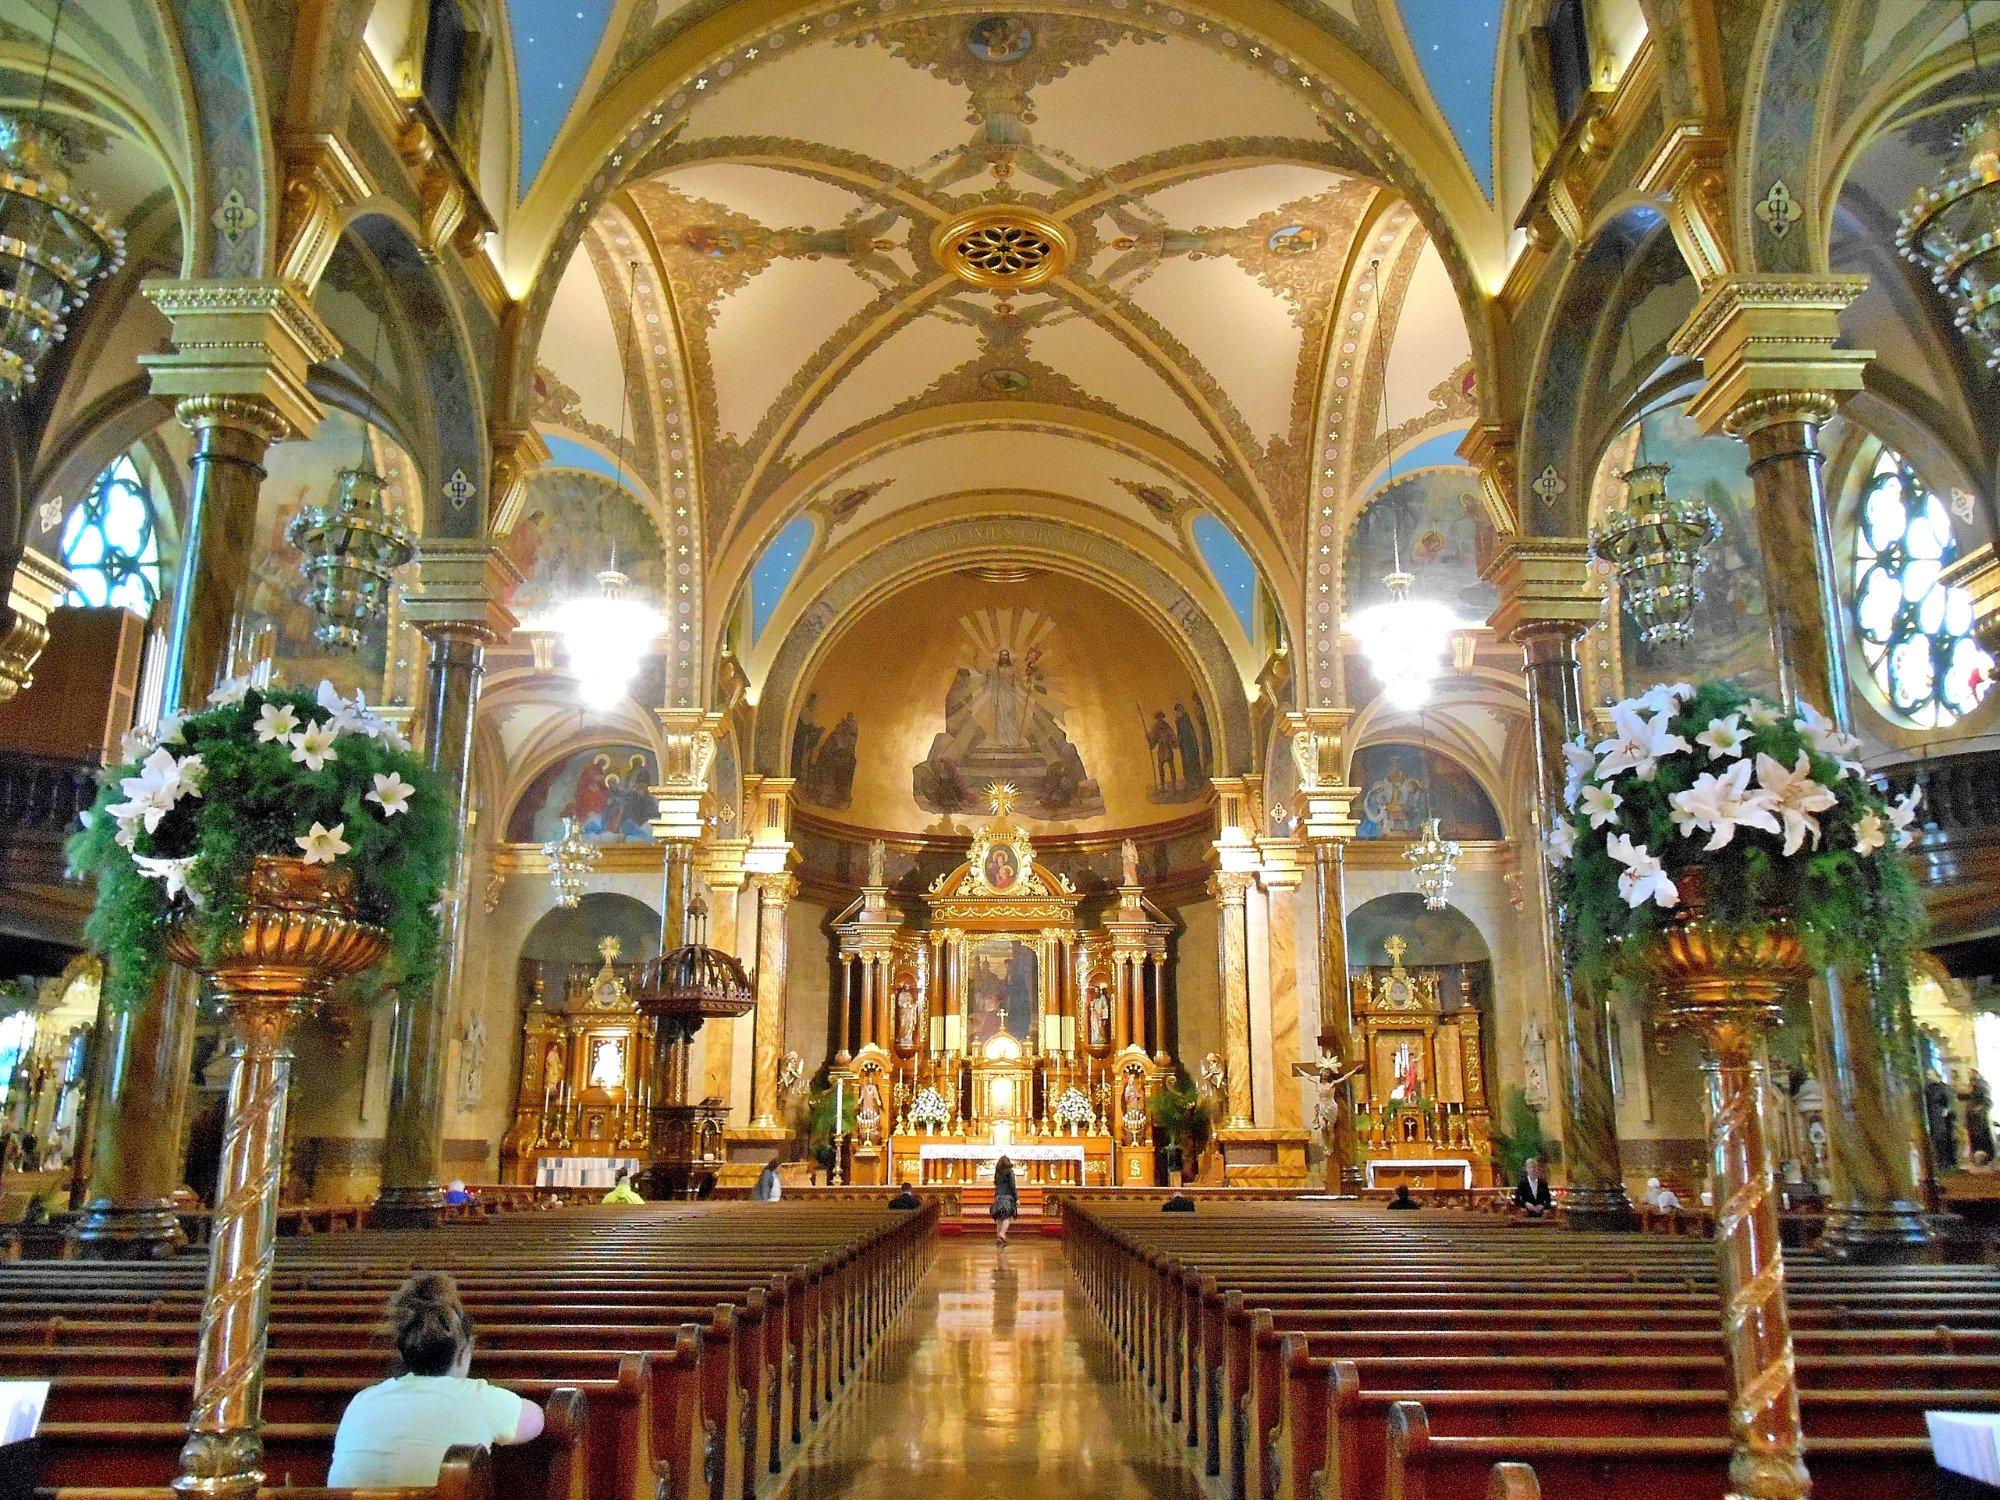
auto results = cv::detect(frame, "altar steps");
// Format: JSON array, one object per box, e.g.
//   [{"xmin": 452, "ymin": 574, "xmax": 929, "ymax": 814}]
[{"xmin": 941, "ymin": 1184, "xmax": 1063, "ymax": 1235}]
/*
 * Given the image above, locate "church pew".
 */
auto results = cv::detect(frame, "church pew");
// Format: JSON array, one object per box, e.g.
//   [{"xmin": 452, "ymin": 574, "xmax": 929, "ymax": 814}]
[
  {"xmin": 36, "ymin": 1440, "xmax": 490, "ymax": 1499},
  {"xmin": 37, "ymin": 1388, "xmax": 587, "ymax": 1500}
]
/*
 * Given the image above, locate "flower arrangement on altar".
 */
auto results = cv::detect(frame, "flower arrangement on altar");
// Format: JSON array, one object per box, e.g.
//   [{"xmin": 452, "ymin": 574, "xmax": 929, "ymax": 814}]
[
  {"xmin": 1547, "ymin": 680, "xmax": 1925, "ymax": 990},
  {"xmin": 67, "ymin": 679, "xmax": 456, "ymax": 1009},
  {"xmin": 1052, "ymin": 1085, "xmax": 1095, "ymax": 1133},
  {"xmin": 907, "ymin": 1086, "xmax": 952, "ymax": 1133}
]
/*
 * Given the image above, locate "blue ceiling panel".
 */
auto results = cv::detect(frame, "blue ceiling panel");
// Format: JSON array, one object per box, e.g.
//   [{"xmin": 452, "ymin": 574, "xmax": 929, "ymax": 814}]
[
  {"xmin": 509, "ymin": 0, "xmax": 616, "ymax": 192},
  {"xmin": 1396, "ymin": 0, "xmax": 1503, "ymax": 197}
]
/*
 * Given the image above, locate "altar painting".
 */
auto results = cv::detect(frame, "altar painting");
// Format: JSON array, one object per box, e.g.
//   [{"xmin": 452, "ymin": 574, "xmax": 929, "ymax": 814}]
[
  {"xmin": 969, "ymin": 937, "xmax": 1036, "ymax": 1044},
  {"xmin": 1352, "ymin": 744, "xmax": 1502, "ymax": 840},
  {"xmin": 509, "ymin": 745, "xmax": 660, "ymax": 844}
]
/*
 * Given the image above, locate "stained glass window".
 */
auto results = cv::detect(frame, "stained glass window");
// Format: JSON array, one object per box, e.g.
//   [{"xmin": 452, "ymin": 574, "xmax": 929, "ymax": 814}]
[
  {"xmin": 1852, "ymin": 445, "xmax": 1993, "ymax": 727},
  {"xmin": 60, "ymin": 455, "xmax": 160, "ymax": 614}
]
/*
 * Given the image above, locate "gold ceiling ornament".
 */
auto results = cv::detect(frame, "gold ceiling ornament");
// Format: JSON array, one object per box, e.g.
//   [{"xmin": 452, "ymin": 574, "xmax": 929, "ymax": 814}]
[
  {"xmin": 932, "ymin": 207, "xmax": 1073, "ymax": 291},
  {"xmin": 968, "ymin": 559, "xmax": 1037, "ymax": 584}
]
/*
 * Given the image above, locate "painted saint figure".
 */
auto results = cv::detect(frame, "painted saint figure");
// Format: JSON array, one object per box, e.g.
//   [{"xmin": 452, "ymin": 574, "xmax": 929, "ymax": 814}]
[
  {"xmin": 856, "ymin": 1077, "xmax": 884, "ymax": 1145},
  {"xmin": 894, "ymin": 981, "xmax": 921, "ymax": 1053},
  {"xmin": 1087, "ymin": 982, "xmax": 1112, "ymax": 1051}
]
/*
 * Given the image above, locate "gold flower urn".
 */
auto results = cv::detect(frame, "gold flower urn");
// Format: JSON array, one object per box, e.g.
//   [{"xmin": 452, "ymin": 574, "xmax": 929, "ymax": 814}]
[
  {"xmin": 163, "ymin": 855, "xmax": 388, "ymax": 1499},
  {"xmin": 1622, "ymin": 871, "xmax": 1813, "ymax": 1500}
]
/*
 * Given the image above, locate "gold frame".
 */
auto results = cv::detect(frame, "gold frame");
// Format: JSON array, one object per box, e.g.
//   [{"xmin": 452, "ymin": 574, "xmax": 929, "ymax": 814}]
[{"xmin": 930, "ymin": 207, "xmax": 1075, "ymax": 292}]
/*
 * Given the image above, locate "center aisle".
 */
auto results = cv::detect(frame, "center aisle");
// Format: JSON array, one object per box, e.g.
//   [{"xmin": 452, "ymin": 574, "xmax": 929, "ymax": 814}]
[{"xmin": 787, "ymin": 1236, "xmax": 1200, "ymax": 1498}]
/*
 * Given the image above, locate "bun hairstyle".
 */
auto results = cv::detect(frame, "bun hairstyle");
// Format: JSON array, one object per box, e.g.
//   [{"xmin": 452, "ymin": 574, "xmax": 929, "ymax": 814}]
[{"xmin": 389, "ymin": 1271, "xmax": 473, "ymax": 1376}]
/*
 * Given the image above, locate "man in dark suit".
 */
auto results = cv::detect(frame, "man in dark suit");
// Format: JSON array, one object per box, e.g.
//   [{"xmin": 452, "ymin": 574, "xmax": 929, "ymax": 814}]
[{"xmin": 1513, "ymin": 1157, "xmax": 1555, "ymax": 1218}]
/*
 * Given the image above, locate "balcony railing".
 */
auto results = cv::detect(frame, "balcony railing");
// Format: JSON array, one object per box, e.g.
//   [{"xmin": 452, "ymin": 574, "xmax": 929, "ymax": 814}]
[{"xmin": 0, "ymin": 753, "xmax": 98, "ymax": 844}]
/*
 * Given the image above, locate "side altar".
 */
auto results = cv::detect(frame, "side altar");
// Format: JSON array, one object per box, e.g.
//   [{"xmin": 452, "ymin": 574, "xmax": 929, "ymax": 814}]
[
  {"xmin": 1346, "ymin": 934, "xmax": 1495, "ymax": 1191},
  {"xmin": 830, "ymin": 787, "xmax": 1169, "ymax": 1188}
]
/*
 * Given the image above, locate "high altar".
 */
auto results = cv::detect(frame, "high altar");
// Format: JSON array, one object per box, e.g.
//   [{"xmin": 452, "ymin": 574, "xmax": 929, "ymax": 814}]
[
  {"xmin": 831, "ymin": 787, "xmax": 1170, "ymax": 1188},
  {"xmin": 1348, "ymin": 934, "xmax": 1494, "ymax": 1190}
]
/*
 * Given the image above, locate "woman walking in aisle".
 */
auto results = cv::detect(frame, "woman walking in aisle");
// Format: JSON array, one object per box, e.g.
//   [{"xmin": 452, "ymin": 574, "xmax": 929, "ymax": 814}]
[{"xmin": 991, "ymin": 1155, "xmax": 1019, "ymax": 1245}]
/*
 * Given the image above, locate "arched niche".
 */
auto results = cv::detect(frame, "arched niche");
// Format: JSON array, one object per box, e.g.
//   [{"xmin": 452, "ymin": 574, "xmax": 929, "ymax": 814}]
[
  {"xmin": 1348, "ymin": 742, "xmax": 1503, "ymax": 841},
  {"xmin": 1346, "ymin": 892, "xmax": 1493, "ymax": 1018},
  {"xmin": 520, "ymin": 893, "xmax": 663, "ymax": 967}
]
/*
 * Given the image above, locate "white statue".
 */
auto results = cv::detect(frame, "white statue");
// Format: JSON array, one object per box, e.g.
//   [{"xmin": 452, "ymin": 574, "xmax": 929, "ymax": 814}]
[
  {"xmin": 1521, "ymin": 1014, "xmax": 1550, "ymax": 1112},
  {"xmin": 1197, "ymin": 1052, "xmax": 1227, "ymax": 1116},
  {"xmin": 456, "ymin": 1012, "xmax": 486, "ymax": 1112},
  {"xmin": 778, "ymin": 1050, "xmax": 804, "ymax": 1101},
  {"xmin": 1121, "ymin": 836, "xmax": 1140, "ymax": 888},
  {"xmin": 867, "ymin": 838, "xmax": 886, "ymax": 889}
]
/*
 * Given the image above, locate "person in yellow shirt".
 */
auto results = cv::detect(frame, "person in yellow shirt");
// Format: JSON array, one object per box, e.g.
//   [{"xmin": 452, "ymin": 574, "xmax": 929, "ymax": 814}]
[{"xmin": 601, "ymin": 1170, "xmax": 643, "ymax": 1205}]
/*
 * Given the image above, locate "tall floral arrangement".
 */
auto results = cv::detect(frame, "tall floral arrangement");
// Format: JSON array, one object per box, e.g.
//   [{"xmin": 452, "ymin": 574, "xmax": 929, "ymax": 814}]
[
  {"xmin": 1548, "ymin": 680, "xmax": 1925, "ymax": 990},
  {"xmin": 67, "ymin": 679, "xmax": 456, "ymax": 1009}
]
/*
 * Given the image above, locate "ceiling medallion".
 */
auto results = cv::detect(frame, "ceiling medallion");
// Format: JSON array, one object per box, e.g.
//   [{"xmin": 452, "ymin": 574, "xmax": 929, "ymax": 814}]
[
  {"xmin": 933, "ymin": 208, "xmax": 1073, "ymax": 292},
  {"xmin": 969, "ymin": 561, "xmax": 1037, "ymax": 585}
]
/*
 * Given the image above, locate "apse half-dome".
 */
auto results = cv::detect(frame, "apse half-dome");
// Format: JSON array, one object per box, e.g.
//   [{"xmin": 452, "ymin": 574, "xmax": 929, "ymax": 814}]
[{"xmin": 787, "ymin": 571, "xmax": 1216, "ymax": 834}]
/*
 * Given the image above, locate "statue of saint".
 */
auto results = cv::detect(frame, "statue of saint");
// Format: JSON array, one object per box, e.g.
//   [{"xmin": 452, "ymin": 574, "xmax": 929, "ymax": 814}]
[
  {"xmin": 1122, "ymin": 1073, "xmax": 1148, "ymax": 1146},
  {"xmin": 1087, "ymin": 982, "xmax": 1112, "ymax": 1050},
  {"xmin": 867, "ymin": 838, "xmax": 886, "ymax": 889},
  {"xmin": 1197, "ymin": 1052, "xmax": 1227, "ymax": 1116},
  {"xmin": 856, "ymin": 1076, "xmax": 884, "ymax": 1144},
  {"xmin": 1521, "ymin": 1015, "xmax": 1550, "ymax": 1112},
  {"xmin": 1121, "ymin": 836, "xmax": 1140, "ymax": 888},
  {"xmin": 894, "ymin": 981, "xmax": 921, "ymax": 1052}
]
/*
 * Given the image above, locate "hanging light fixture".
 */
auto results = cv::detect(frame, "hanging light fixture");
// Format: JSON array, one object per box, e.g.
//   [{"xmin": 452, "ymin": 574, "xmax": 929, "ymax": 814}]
[
  {"xmin": 1346, "ymin": 261, "xmax": 1469, "ymax": 711},
  {"xmin": 0, "ymin": 0, "xmax": 125, "ymax": 394},
  {"xmin": 286, "ymin": 322, "xmax": 415, "ymax": 648},
  {"xmin": 1898, "ymin": 6, "xmax": 2000, "ymax": 369},
  {"xmin": 541, "ymin": 816, "xmax": 600, "ymax": 907},
  {"xmin": 545, "ymin": 260, "xmax": 663, "ymax": 708},
  {"xmin": 1405, "ymin": 816, "xmax": 1460, "ymax": 910},
  {"xmin": 1590, "ymin": 459, "xmax": 1718, "ymax": 645}
]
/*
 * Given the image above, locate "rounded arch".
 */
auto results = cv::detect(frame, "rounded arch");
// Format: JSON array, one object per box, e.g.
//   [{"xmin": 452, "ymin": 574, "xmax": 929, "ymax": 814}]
[
  {"xmin": 750, "ymin": 515, "xmax": 1255, "ymax": 784},
  {"xmin": 520, "ymin": 892, "xmax": 664, "ymax": 964},
  {"xmin": 1345, "ymin": 891, "xmax": 1492, "ymax": 967}
]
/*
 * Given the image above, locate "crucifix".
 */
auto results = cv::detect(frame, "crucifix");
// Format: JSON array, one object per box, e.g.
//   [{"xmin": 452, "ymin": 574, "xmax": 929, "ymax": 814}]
[{"xmin": 1383, "ymin": 933, "xmax": 1408, "ymax": 968}]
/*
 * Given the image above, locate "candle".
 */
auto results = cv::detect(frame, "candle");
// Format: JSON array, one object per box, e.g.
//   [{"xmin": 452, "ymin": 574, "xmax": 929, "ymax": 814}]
[{"xmin": 835, "ymin": 1076, "xmax": 845, "ymax": 1138}]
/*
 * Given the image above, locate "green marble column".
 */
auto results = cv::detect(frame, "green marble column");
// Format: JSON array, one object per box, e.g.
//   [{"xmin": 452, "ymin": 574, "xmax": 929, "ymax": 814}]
[
  {"xmin": 1730, "ymin": 395, "xmax": 1931, "ymax": 1262},
  {"xmin": 1520, "ymin": 621, "xmax": 1634, "ymax": 1230},
  {"xmin": 374, "ymin": 621, "xmax": 489, "ymax": 1228},
  {"xmin": 74, "ymin": 396, "xmax": 285, "ymax": 1259}
]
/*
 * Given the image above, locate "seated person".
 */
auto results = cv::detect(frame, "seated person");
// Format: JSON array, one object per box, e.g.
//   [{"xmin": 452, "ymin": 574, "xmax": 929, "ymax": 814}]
[
  {"xmin": 888, "ymin": 1180, "xmax": 922, "ymax": 1210},
  {"xmin": 1513, "ymin": 1156, "xmax": 1555, "ymax": 1217},
  {"xmin": 1386, "ymin": 1184, "xmax": 1419, "ymax": 1210},
  {"xmin": 752, "ymin": 1163, "xmax": 782, "ymax": 1202},
  {"xmin": 328, "ymin": 1272, "xmax": 544, "ymax": 1484},
  {"xmin": 1643, "ymin": 1176, "xmax": 1682, "ymax": 1212},
  {"xmin": 443, "ymin": 1180, "xmax": 473, "ymax": 1207},
  {"xmin": 602, "ymin": 1169, "xmax": 644, "ymax": 1205},
  {"xmin": 1161, "ymin": 1193, "xmax": 1196, "ymax": 1212}
]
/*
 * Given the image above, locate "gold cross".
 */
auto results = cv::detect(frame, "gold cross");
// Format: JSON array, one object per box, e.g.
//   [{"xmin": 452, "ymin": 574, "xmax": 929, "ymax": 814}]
[
  {"xmin": 598, "ymin": 936, "xmax": 622, "ymax": 964},
  {"xmin": 1383, "ymin": 934, "xmax": 1408, "ymax": 968}
]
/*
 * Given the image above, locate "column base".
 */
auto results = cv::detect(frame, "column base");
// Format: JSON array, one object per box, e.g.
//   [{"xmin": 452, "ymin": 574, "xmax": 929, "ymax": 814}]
[
  {"xmin": 172, "ymin": 1424, "xmax": 263, "ymax": 1499},
  {"xmin": 1558, "ymin": 1184, "xmax": 1637, "ymax": 1231},
  {"xmin": 1817, "ymin": 1203, "xmax": 1934, "ymax": 1263},
  {"xmin": 69, "ymin": 1200, "xmax": 186, "ymax": 1260},
  {"xmin": 370, "ymin": 1186, "xmax": 448, "ymax": 1231}
]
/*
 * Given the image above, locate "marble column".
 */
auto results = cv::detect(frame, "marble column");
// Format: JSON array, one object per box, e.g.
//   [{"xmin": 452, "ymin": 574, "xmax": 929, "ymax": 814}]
[
  {"xmin": 1518, "ymin": 618, "xmax": 1634, "ymax": 1228},
  {"xmin": 698, "ymin": 844, "xmax": 749, "ymax": 1107},
  {"xmin": 750, "ymin": 873, "xmax": 795, "ymax": 1128},
  {"xmin": 374, "ymin": 543, "xmax": 513, "ymax": 1229},
  {"xmin": 1259, "ymin": 846, "xmax": 1307, "ymax": 1133},
  {"xmin": 74, "ymin": 393, "xmax": 292, "ymax": 1259},
  {"xmin": 1213, "ymin": 871, "xmax": 1255, "ymax": 1129}
]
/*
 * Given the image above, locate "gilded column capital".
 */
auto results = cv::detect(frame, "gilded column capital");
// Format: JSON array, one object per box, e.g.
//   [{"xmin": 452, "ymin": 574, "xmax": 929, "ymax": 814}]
[
  {"xmin": 1668, "ymin": 273, "xmax": 1872, "ymax": 437},
  {"xmin": 404, "ymin": 538, "xmax": 521, "ymax": 642},
  {"xmin": 1255, "ymin": 836, "xmax": 1308, "ymax": 891},
  {"xmin": 171, "ymin": 394, "xmax": 293, "ymax": 448},
  {"xmin": 698, "ymin": 836, "xmax": 752, "ymax": 891},
  {"xmin": 1285, "ymin": 709, "xmax": 1362, "ymax": 842},
  {"xmin": 275, "ymin": 133, "xmax": 369, "ymax": 290},
  {"xmin": 1943, "ymin": 543, "xmax": 2000, "ymax": 656},
  {"xmin": 751, "ymin": 870, "xmax": 798, "ymax": 904},
  {"xmin": 1209, "ymin": 869, "xmax": 1256, "ymax": 905},
  {"xmin": 1456, "ymin": 422, "xmax": 1519, "ymax": 529},
  {"xmin": 140, "ymin": 278, "xmax": 338, "ymax": 439},
  {"xmin": 489, "ymin": 426, "xmax": 551, "ymax": 532},
  {"xmin": 650, "ymin": 709, "xmax": 724, "ymax": 843},
  {"xmin": 0, "ymin": 549, "xmax": 71, "ymax": 702},
  {"xmin": 1480, "ymin": 535, "xmax": 1599, "ymax": 642}
]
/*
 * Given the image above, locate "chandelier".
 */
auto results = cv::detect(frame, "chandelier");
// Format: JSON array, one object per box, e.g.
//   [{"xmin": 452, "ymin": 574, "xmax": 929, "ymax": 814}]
[
  {"xmin": 541, "ymin": 816, "xmax": 600, "ymax": 907},
  {"xmin": 1590, "ymin": 461, "xmax": 1718, "ymax": 645},
  {"xmin": 0, "ymin": 16, "xmax": 126, "ymax": 396},
  {"xmin": 286, "ymin": 461, "xmax": 415, "ymax": 648},
  {"xmin": 1347, "ymin": 545, "xmax": 1468, "ymax": 710},
  {"xmin": 1405, "ymin": 817, "xmax": 1460, "ymax": 910},
  {"xmin": 546, "ymin": 564, "xmax": 664, "ymax": 710},
  {"xmin": 1899, "ymin": 102, "xmax": 2000, "ymax": 371}
]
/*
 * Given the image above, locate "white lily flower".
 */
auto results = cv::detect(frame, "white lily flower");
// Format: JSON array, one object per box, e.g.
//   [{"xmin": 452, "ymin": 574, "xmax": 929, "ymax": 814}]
[
  {"xmin": 113, "ymin": 822, "xmax": 138, "ymax": 851},
  {"xmin": 108, "ymin": 747, "xmax": 190, "ymax": 834},
  {"xmin": 1562, "ymin": 740, "xmax": 1596, "ymax": 810},
  {"xmin": 169, "ymin": 753, "xmax": 206, "ymax": 801},
  {"xmin": 315, "ymin": 680, "xmax": 350, "ymax": 721},
  {"xmin": 255, "ymin": 702, "xmax": 300, "ymax": 743},
  {"xmin": 117, "ymin": 726, "xmax": 156, "ymax": 763},
  {"xmin": 1743, "ymin": 698, "xmax": 1786, "ymax": 728},
  {"xmin": 134, "ymin": 854, "xmax": 199, "ymax": 904},
  {"xmin": 1887, "ymin": 789, "xmax": 1922, "ymax": 850},
  {"xmin": 1544, "ymin": 821, "xmax": 1576, "ymax": 865},
  {"xmin": 289, "ymin": 722, "xmax": 340, "ymax": 772},
  {"xmin": 208, "ymin": 677, "xmax": 251, "ymax": 708},
  {"xmin": 1578, "ymin": 783, "xmax": 1623, "ymax": 830},
  {"xmin": 1595, "ymin": 703, "xmax": 1692, "ymax": 783},
  {"xmin": 1694, "ymin": 714, "xmax": 1750, "ymax": 761},
  {"xmin": 296, "ymin": 821, "xmax": 350, "ymax": 865},
  {"xmin": 368, "ymin": 771, "xmax": 415, "ymax": 817},
  {"xmin": 1755, "ymin": 749, "xmax": 1838, "ymax": 857},
  {"xmin": 1635, "ymin": 682, "xmax": 1693, "ymax": 716},
  {"xmin": 157, "ymin": 711, "xmax": 187, "ymax": 746},
  {"xmin": 1852, "ymin": 810, "xmax": 1887, "ymax": 857},
  {"xmin": 1794, "ymin": 701, "xmax": 1864, "ymax": 761},
  {"xmin": 1668, "ymin": 759, "xmax": 1781, "ymax": 850},
  {"xmin": 1607, "ymin": 833, "xmax": 1678, "ymax": 909}
]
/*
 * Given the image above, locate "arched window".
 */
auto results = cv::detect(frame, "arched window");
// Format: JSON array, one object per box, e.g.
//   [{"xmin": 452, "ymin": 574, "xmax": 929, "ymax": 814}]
[
  {"xmin": 60, "ymin": 455, "xmax": 160, "ymax": 614},
  {"xmin": 1852, "ymin": 445, "xmax": 1993, "ymax": 727}
]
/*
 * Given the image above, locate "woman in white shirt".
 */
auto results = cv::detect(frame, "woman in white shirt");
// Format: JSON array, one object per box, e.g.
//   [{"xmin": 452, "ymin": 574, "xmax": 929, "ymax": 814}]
[{"xmin": 327, "ymin": 1271, "xmax": 545, "ymax": 1485}]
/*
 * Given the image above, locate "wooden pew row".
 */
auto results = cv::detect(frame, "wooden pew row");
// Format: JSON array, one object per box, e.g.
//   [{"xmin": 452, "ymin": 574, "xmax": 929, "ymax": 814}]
[{"xmin": 36, "ymin": 1441, "xmax": 492, "ymax": 1499}]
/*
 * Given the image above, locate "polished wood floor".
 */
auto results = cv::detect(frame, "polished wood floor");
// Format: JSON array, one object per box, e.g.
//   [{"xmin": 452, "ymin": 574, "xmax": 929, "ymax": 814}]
[{"xmin": 788, "ymin": 1236, "xmax": 1201, "ymax": 1497}]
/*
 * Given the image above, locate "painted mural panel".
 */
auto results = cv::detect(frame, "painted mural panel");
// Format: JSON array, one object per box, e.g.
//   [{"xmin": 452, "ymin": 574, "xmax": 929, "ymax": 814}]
[
  {"xmin": 500, "ymin": 468, "xmax": 668, "ymax": 621},
  {"xmin": 1593, "ymin": 407, "xmax": 1779, "ymax": 698},
  {"xmin": 969, "ymin": 937, "xmax": 1037, "ymax": 1044},
  {"xmin": 508, "ymin": 745, "xmax": 662, "ymax": 844},
  {"xmin": 1351, "ymin": 743, "xmax": 1502, "ymax": 840},
  {"xmin": 1344, "ymin": 465, "xmax": 1498, "ymax": 621},
  {"xmin": 791, "ymin": 573, "xmax": 1211, "ymax": 832},
  {"xmin": 244, "ymin": 413, "xmax": 418, "ymax": 702}
]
